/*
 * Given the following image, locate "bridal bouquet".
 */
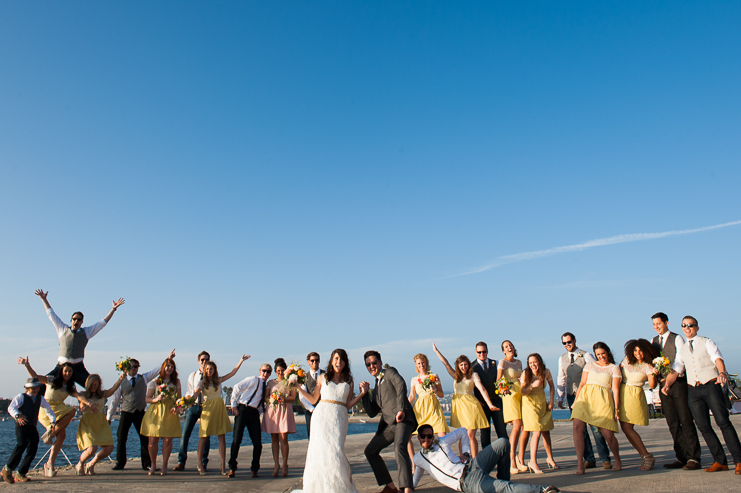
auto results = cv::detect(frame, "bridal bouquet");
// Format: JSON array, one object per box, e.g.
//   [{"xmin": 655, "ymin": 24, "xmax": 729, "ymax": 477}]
[
  {"xmin": 495, "ymin": 377, "xmax": 513, "ymax": 396},
  {"xmin": 418, "ymin": 373, "xmax": 439, "ymax": 393},
  {"xmin": 170, "ymin": 396, "xmax": 197, "ymax": 415},
  {"xmin": 269, "ymin": 389, "xmax": 286, "ymax": 408},
  {"xmin": 156, "ymin": 379, "xmax": 177, "ymax": 400},
  {"xmin": 653, "ymin": 354, "xmax": 672, "ymax": 377},
  {"xmin": 115, "ymin": 357, "xmax": 132, "ymax": 373},
  {"xmin": 284, "ymin": 363, "xmax": 306, "ymax": 388}
]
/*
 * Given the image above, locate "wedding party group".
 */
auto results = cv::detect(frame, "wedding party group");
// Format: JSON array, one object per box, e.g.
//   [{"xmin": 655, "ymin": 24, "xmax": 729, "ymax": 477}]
[{"xmin": 2, "ymin": 291, "xmax": 740, "ymax": 493}]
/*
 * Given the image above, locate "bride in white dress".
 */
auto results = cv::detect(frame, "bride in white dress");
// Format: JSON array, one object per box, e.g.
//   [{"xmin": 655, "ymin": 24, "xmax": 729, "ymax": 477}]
[{"xmin": 294, "ymin": 349, "xmax": 367, "ymax": 493}]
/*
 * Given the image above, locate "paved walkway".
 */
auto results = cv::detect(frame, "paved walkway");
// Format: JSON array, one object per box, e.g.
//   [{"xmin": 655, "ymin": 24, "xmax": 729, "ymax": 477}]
[{"xmin": 9, "ymin": 415, "xmax": 741, "ymax": 492}]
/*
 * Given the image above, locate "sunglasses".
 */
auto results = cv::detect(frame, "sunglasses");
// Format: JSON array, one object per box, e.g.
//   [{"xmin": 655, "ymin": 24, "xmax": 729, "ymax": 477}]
[
  {"xmin": 418, "ymin": 433, "xmax": 435, "ymax": 440},
  {"xmin": 72, "ymin": 318, "xmax": 83, "ymax": 322},
  {"xmin": 260, "ymin": 369, "xmax": 272, "ymax": 374},
  {"xmin": 562, "ymin": 340, "xmax": 574, "ymax": 345},
  {"xmin": 681, "ymin": 323, "xmax": 697, "ymax": 328},
  {"xmin": 476, "ymin": 350, "xmax": 487, "ymax": 354},
  {"xmin": 309, "ymin": 359, "xmax": 319, "ymax": 363},
  {"xmin": 365, "ymin": 360, "xmax": 380, "ymax": 367}
]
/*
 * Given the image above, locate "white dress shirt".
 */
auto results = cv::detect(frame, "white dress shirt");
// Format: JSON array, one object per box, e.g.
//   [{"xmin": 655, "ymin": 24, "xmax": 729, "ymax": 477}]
[
  {"xmin": 672, "ymin": 337, "xmax": 724, "ymax": 373},
  {"xmin": 231, "ymin": 376, "xmax": 265, "ymax": 410},
  {"xmin": 47, "ymin": 308, "xmax": 107, "ymax": 364},
  {"xmin": 106, "ymin": 366, "xmax": 160, "ymax": 420},
  {"xmin": 8, "ymin": 392, "xmax": 56, "ymax": 424},
  {"xmin": 413, "ymin": 427, "xmax": 468, "ymax": 491},
  {"xmin": 556, "ymin": 349, "xmax": 596, "ymax": 402}
]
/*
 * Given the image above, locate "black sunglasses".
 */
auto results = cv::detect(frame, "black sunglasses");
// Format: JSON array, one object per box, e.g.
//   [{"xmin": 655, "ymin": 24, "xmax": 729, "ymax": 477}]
[
  {"xmin": 418, "ymin": 433, "xmax": 435, "ymax": 440},
  {"xmin": 365, "ymin": 360, "xmax": 380, "ymax": 367},
  {"xmin": 562, "ymin": 340, "xmax": 574, "ymax": 345}
]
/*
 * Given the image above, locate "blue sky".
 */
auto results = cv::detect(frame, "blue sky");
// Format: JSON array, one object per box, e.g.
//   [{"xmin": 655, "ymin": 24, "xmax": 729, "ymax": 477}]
[{"xmin": 1, "ymin": 1, "xmax": 740, "ymax": 397}]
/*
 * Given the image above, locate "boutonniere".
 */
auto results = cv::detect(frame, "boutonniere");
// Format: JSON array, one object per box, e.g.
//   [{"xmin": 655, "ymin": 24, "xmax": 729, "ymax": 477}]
[{"xmin": 378, "ymin": 364, "xmax": 390, "ymax": 383}]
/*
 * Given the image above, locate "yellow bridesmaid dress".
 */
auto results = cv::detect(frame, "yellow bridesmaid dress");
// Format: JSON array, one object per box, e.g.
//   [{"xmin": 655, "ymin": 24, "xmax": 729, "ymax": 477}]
[
  {"xmin": 199, "ymin": 382, "xmax": 233, "ymax": 437},
  {"xmin": 521, "ymin": 371, "xmax": 554, "ymax": 432},
  {"xmin": 411, "ymin": 375, "xmax": 449, "ymax": 435},
  {"xmin": 141, "ymin": 380, "xmax": 182, "ymax": 438},
  {"xmin": 38, "ymin": 383, "xmax": 74, "ymax": 430},
  {"xmin": 498, "ymin": 359, "xmax": 522, "ymax": 423},
  {"xmin": 450, "ymin": 376, "xmax": 488, "ymax": 429},
  {"xmin": 571, "ymin": 362, "xmax": 621, "ymax": 433},
  {"xmin": 618, "ymin": 361, "xmax": 652, "ymax": 426},
  {"xmin": 77, "ymin": 397, "xmax": 114, "ymax": 449}
]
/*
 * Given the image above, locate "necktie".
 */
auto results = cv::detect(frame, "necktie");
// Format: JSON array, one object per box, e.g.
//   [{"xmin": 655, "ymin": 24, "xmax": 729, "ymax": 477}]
[
  {"xmin": 689, "ymin": 340, "xmax": 694, "ymax": 353},
  {"xmin": 570, "ymin": 353, "xmax": 574, "ymax": 364},
  {"xmin": 259, "ymin": 380, "xmax": 268, "ymax": 411},
  {"xmin": 131, "ymin": 376, "xmax": 136, "ymax": 387},
  {"xmin": 197, "ymin": 373, "xmax": 203, "ymax": 405}
]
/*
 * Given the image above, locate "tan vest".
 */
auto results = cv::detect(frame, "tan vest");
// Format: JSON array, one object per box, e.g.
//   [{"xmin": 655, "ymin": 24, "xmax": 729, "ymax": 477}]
[
  {"xmin": 560, "ymin": 349, "xmax": 587, "ymax": 395},
  {"xmin": 679, "ymin": 336, "xmax": 718, "ymax": 386}
]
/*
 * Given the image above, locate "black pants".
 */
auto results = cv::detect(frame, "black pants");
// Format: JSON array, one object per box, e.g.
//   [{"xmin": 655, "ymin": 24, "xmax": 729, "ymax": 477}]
[
  {"xmin": 7, "ymin": 423, "xmax": 39, "ymax": 475},
  {"xmin": 116, "ymin": 410, "xmax": 150, "ymax": 469},
  {"xmin": 305, "ymin": 409, "xmax": 313, "ymax": 439},
  {"xmin": 47, "ymin": 361, "xmax": 90, "ymax": 388},
  {"xmin": 687, "ymin": 381, "xmax": 741, "ymax": 465},
  {"xmin": 364, "ymin": 420, "xmax": 415, "ymax": 489},
  {"xmin": 659, "ymin": 377, "xmax": 701, "ymax": 463},
  {"xmin": 479, "ymin": 394, "xmax": 508, "ymax": 448},
  {"xmin": 228, "ymin": 404, "xmax": 262, "ymax": 473}
]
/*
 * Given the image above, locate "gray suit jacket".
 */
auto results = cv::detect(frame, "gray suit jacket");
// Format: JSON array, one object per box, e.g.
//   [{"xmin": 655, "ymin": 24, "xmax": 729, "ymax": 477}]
[{"xmin": 362, "ymin": 366, "xmax": 417, "ymax": 430}]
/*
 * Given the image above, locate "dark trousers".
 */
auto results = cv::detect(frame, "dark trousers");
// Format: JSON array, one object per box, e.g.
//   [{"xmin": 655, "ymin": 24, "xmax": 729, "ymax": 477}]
[
  {"xmin": 687, "ymin": 381, "xmax": 741, "ymax": 465},
  {"xmin": 567, "ymin": 393, "xmax": 610, "ymax": 464},
  {"xmin": 305, "ymin": 409, "xmax": 313, "ymax": 439},
  {"xmin": 229, "ymin": 404, "xmax": 262, "ymax": 473},
  {"xmin": 479, "ymin": 395, "xmax": 508, "ymax": 448},
  {"xmin": 364, "ymin": 420, "xmax": 415, "ymax": 489},
  {"xmin": 178, "ymin": 405, "xmax": 209, "ymax": 466},
  {"xmin": 659, "ymin": 377, "xmax": 701, "ymax": 463},
  {"xmin": 47, "ymin": 361, "xmax": 90, "ymax": 388},
  {"xmin": 462, "ymin": 438, "xmax": 541, "ymax": 493},
  {"xmin": 116, "ymin": 409, "xmax": 150, "ymax": 469},
  {"xmin": 7, "ymin": 423, "xmax": 39, "ymax": 475}
]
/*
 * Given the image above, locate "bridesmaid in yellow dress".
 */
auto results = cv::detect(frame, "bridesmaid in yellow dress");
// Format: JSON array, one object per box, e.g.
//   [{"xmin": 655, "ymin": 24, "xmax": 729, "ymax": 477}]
[
  {"xmin": 191, "ymin": 355, "xmax": 250, "ymax": 475},
  {"xmin": 618, "ymin": 339, "xmax": 658, "ymax": 471},
  {"xmin": 75, "ymin": 373, "xmax": 126, "ymax": 475},
  {"xmin": 520, "ymin": 353, "xmax": 559, "ymax": 474},
  {"xmin": 407, "ymin": 353, "xmax": 449, "ymax": 459},
  {"xmin": 17, "ymin": 357, "xmax": 90, "ymax": 477},
  {"xmin": 262, "ymin": 358, "xmax": 297, "ymax": 477},
  {"xmin": 433, "ymin": 342, "xmax": 498, "ymax": 458},
  {"xmin": 141, "ymin": 357, "xmax": 181, "ymax": 475},
  {"xmin": 496, "ymin": 340, "xmax": 526, "ymax": 474},
  {"xmin": 571, "ymin": 342, "xmax": 623, "ymax": 475}
]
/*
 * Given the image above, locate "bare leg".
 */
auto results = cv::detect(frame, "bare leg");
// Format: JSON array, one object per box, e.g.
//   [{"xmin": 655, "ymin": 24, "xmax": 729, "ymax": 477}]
[
  {"xmin": 573, "ymin": 419, "xmax": 586, "ymax": 474},
  {"xmin": 279, "ymin": 432, "xmax": 289, "ymax": 476},
  {"xmin": 528, "ymin": 431, "xmax": 543, "ymax": 473},
  {"xmin": 148, "ymin": 437, "xmax": 159, "ymax": 474},
  {"xmin": 270, "ymin": 434, "xmax": 280, "ymax": 477},
  {"xmin": 197, "ymin": 437, "xmax": 207, "ymax": 472},
  {"xmin": 619, "ymin": 422, "xmax": 648, "ymax": 456},
  {"xmin": 467, "ymin": 429, "xmax": 479, "ymax": 458},
  {"xmin": 542, "ymin": 431, "xmax": 557, "ymax": 467},
  {"xmin": 509, "ymin": 419, "xmax": 522, "ymax": 464},
  {"xmin": 162, "ymin": 438, "xmax": 173, "ymax": 474},
  {"xmin": 517, "ymin": 430, "xmax": 530, "ymax": 469},
  {"xmin": 601, "ymin": 429, "xmax": 621, "ymax": 471},
  {"xmin": 49, "ymin": 426, "xmax": 68, "ymax": 470},
  {"xmin": 89, "ymin": 445, "xmax": 113, "ymax": 472}
]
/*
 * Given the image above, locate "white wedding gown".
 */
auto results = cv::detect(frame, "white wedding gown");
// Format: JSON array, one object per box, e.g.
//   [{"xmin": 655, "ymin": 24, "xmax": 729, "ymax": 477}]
[{"xmin": 294, "ymin": 380, "xmax": 359, "ymax": 493}]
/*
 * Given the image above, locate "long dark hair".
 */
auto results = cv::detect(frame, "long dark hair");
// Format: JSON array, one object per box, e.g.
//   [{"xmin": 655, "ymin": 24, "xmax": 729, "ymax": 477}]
[
  {"xmin": 51, "ymin": 363, "xmax": 76, "ymax": 393},
  {"xmin": 593, "ymin": 342, "xmax": 616, "ymax": 364},
  {"xmin": 324, "ymin": 348, "xmax": 353, "ymax": 386},
  {"xmin": 624, "ymin": 339, "xmax": 657, "ymax": 365},
  {"xmin": 158, "ymin": 358, "xmax": 179, "ymax": 386},
  {"xmin": 454, "ymin": 355, "xmax": 473, "ymax": 383},
  {"xmin": 202, "ymin": 361, "xmax": 220, "ymax": 390},
  {"xmin": 522, "ymin": 353, "xmax": 547, "ymax": 388}
]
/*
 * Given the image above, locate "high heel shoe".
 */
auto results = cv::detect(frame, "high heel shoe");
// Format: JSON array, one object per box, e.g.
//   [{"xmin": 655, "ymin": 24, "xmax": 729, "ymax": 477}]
[
  {"xmin": 639, "ymin": 454, "xmax": 655, "ymax": 471},
  {"xmin": 510, "ymin": 466, "xmax": 520, "ymax": 475},
  {"xmin": 197, "ymin": 468, "xmax": 207, "ymax": 476},
  {"xmin": 43, "ymin": 463, "xmax": 56, "ymax": 478},
  {"xmin": 515, "ymin": 456, "xmax": 528, "ymax": 473},
  {"xmin": 85, "ymin": 463, "xmax": 95, "ymax": 475},
  {"xmin": 272, "ymin": 466, "xmax": 279, "ymax": 478},
  {"xmin": 547, "ymin": 459, "xmax": 560, "ymax": 470},
  {"xmin": 74, "ymin": 462, "xmax": 84, "ymax": 476},
  {"xmin": 282, "ymin": 464, "xmax": 288, "ymax": 477},
  {"xmin": 527, "ymin": 461, "xmax": 544, "ymax": 474}
]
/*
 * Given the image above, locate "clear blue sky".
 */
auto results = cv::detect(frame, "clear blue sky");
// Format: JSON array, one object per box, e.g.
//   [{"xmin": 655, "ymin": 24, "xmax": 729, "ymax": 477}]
[{"xmin": 1, "ymin": 1, "xmax": 740, "ymax": 397}]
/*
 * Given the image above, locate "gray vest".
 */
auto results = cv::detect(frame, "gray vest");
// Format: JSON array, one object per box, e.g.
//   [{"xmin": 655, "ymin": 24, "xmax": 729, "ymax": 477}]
[
  {"xmin": 652, "ymin": 331, "xmax": 679, "ymax": 364},
  {"xmin": 560, "ymin": 349, "xmax": 587, "ymax": 395},
  {"xmin": 120, "ymin": 376, "xmax": 148, "ymax": 412},
  {"xmin": 18, "ymin": 394, "xmax": 42, "ymax": 426},
  {"xmin": 679, "ymin": 336, "xmax": 719, "ymax": 386},
  {"xmin": 59, "ymin": 329, "xmax": 88, "ymax": 360}
]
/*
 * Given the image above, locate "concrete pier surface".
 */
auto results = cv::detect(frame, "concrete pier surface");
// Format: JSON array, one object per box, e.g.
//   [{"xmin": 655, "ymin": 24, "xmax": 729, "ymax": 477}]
[{"xmin": 11, "ymin": 415, "xmax": 740, "ymax": 492}]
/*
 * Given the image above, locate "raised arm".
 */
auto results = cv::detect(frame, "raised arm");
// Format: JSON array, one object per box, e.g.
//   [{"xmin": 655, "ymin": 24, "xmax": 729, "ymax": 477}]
[
  {"xmin": 35, "ymin": 289, "xmax": 52, "ymax": 310},
  {"xmin": 103, "ymin": 298, "xmax": 125, "ymax": 323},
  {"xmin": 17, "ymin": 357, "xmax": 48, "ymax": 384},
  {"xmin": 432, "ymin": 342, "xmax": 457, "ymax": 379},
  {"xmin": 220, "ymin": 354, "xmax": 251, "ymax": 383},
  {"xmin": 472, "ymin": 373, "xmax": 499, "ymax": 411},
  {"xmin": 104, "ymin": 373, "xmax": 127, "ymax": 398},
  {"xmin": 296, "ymin": 375, "xmax": 323, "ymax": 405}
]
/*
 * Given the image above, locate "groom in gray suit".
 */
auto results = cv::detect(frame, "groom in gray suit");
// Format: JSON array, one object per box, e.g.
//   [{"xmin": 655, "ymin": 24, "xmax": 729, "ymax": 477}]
[{"xmin": 360, "ymin": 350, "xmax": 417, "ymax": 493}]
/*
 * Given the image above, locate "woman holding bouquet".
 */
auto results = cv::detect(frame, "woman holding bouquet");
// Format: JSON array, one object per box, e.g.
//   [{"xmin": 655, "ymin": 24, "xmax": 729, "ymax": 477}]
[
  {"xmin": 141, "ymin": 357, "xmax": 181, "ymax": 475},
  {"xmin": 75, "ymin": 373, "xmax": 126, "ymax": 475},
  {"xmin": 191, "ymin": 355, "xmax": 250, "ymax": 475},
  {"xmin": 262, "ymin": 358, "xmax": 297, "ymax": 477},
  {"xmin": 433, "ymin": 342, "xmax": 498, "ymax": 458},
  {"xmin": 520, "ymin": 353, "xmax": 558, "ymax": 473},
  {"xmin": 496, "ymin": 340, "xmax": 526, "ymax": 474},
  {"xmin": 618, "ymin": 339, "xmax": 658, "ymax": 470},
  {"xmin": 571, "ymin": 342, "xmax": 623, "ymax": 475},
  {"xmin": 17, "ymin": 357, "xmax": 90, "ymax": 477},
  {"xmin": 407, "ymin": 353, "xmax": 448, "ymax": 459}
]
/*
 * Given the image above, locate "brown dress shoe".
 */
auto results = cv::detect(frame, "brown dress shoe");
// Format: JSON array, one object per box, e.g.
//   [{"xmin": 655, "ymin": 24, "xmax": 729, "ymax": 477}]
[
  {"xmin": 664, "ymin": 460, "xmax": 685, "ymax": 469},
  {"xmin": 379, "ymin": 486, "xmax": 400, "ymax": 493},
  {"xmin": 584, "ymin": 461, "xmax": 596, "ymax": 469},
  {"xmin": 172, "ymin": 463, "xmax": 185, "ymax": 472},
  {"xmin": 227, "ymin": 470, "xmax": 236, "ymax": 478},
  {"xmin": 603, "ymin": 461, "xmax": 612, "ymax": 470},
  {"xmin": 683, "ymin": 460, "xmax": 701, "ymax": 470},
  {"xmin": 704, "ymin": 462, "xmax": 729, "ymax": 472},
  {"xmin": 735, "ymin": 463, "xmax": 740, "ymax": 475},
  {"xmin": 251, "ymin": 471, "xmax": 258, "ymax": 478}
]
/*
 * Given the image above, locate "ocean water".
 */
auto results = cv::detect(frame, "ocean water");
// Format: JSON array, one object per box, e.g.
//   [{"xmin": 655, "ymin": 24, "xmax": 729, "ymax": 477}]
[{"xmin": 0, "ymin": 418, "xmax": 377, "ymax": 470}]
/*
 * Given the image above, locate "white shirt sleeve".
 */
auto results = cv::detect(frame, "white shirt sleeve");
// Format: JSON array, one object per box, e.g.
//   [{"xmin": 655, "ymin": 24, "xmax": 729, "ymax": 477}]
[
  {"xmin": 186, "ymin": 371, "xmax": 197, "ymax": 397},
  {"xmin": 231, "ymin": 376, "xmax": 253, "ymax": 409},
  {"xmin": 106, "ymin": 386, "xmax": 122, "ymax": 420},
  {"xmin": 141, "ymin": 366, "xmax": 161, "ymax": 384},
  {"xmin": 47, "ymin": 308, "xmax": 68, "ymax": 338},
  {"xmin": 556, "ymin": 354, "xmax": 566, "ymax": 402},
  {"xmin": 705, "ymin": 338, "xmax": 723, "ymax": 362},
  {"xmin": 672, "ymin": 349, "xmax": 686, "ymax": 374},
  {"xmin": 584, "ymin": 352, "xmax": 596, "ymax": 364},
  {"xmin": 7, "ymin": 394, "xmax": 23, "ymax": 418},
  {"xmin": 83, "ymin": 319, "xmax": 107, "ymax": 339},
  {"xmin": 673, "ymin": 333, "xmax": 685, "ymax": 355},
  {"xmin": 299, "ymin": 384, "xmax": 315, "ymax": 411}
]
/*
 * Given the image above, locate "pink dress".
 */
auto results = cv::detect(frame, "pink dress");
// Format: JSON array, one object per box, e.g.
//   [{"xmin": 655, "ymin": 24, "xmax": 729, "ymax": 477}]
[{"xmin": 261, "ymin": 380, "xmax": 296, "ymax": 434}]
